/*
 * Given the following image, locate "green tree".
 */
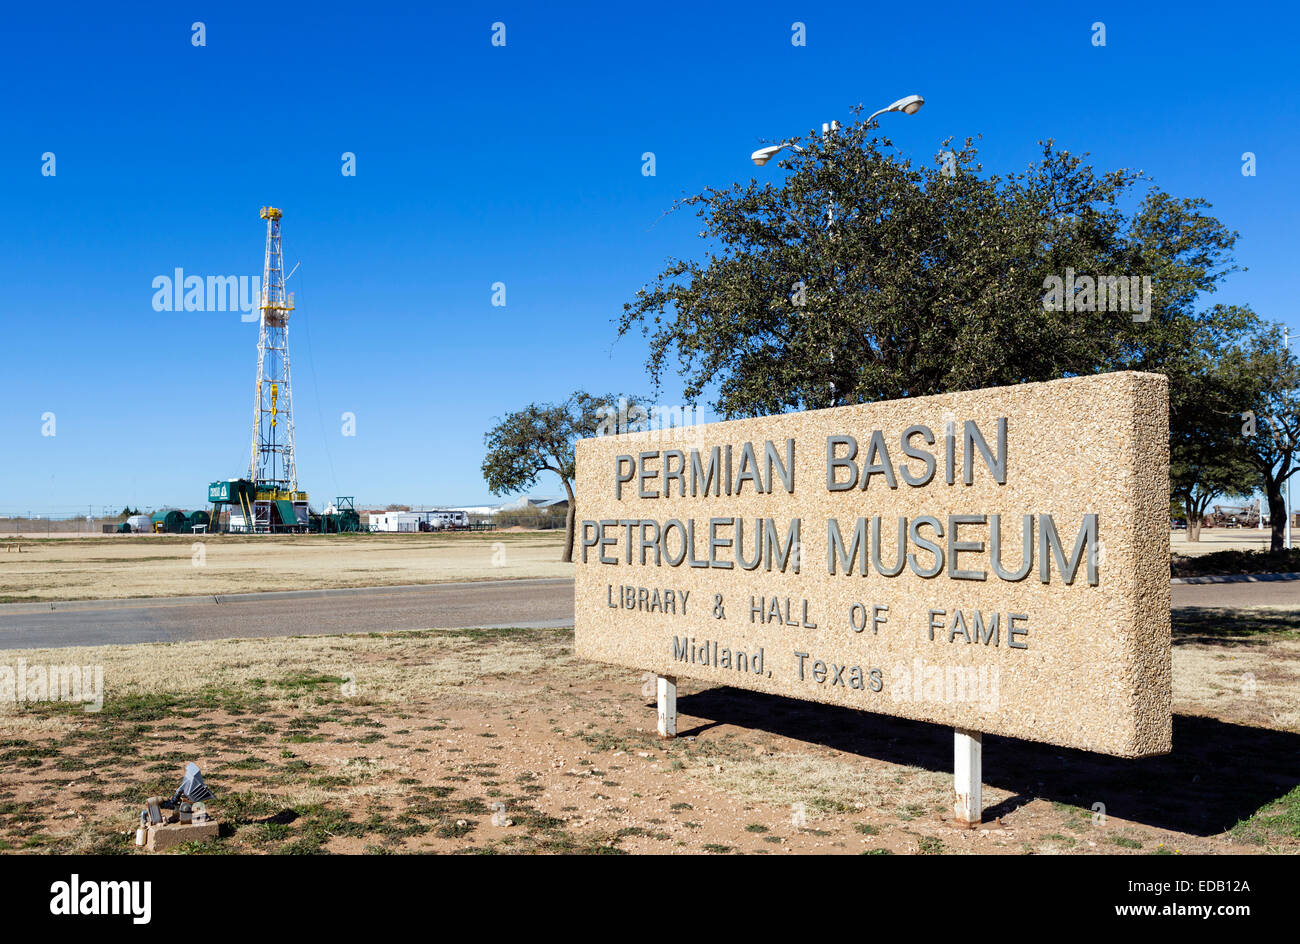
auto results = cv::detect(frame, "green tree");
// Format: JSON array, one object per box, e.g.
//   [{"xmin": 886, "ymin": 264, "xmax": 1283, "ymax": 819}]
[
  {"xmin": 482, "ymin": 392, "xmax": 642, "ymax": 562},
  {"xmin": 1166, "ymin": 310, "xmax": 1260, "ymax": 540},
  {"xmin": 620, "ymin": 114, "xmax": 1239, "ymax": 417},
  {"xmin": 618, "ymin": 110, "xmax": 1250, "ymax": 524},
  {"xmin": 1225, "ymin": 326, "xmax": 1300, "ymax": 551}
]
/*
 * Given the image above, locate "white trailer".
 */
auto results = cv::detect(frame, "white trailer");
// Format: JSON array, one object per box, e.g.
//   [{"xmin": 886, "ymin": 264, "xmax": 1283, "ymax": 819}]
[
  {"xmin": 370, "ymin": 512, "xmax": 422, "ymax": 533},
  {"xmin": 422, "ymin": 510, "xmax": 469, "ymax": 530}
]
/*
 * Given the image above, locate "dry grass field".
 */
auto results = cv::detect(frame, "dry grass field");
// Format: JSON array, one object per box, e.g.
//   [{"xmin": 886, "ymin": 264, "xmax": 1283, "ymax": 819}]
[
  {"xmin": 0, "ymin": 529, "xmax": 1279, "ymax": 606},
  {"xmin": 0, "ymin": 531, "xmax": 571, "ymax": 603},
  {"xmin": 1171, "ymin": 528, "xmax": 1275, "ymax": 556},
  {"xmin": 0, "ymin": 608, "xmax": 1295, "ymax": 855},
  {"xmin": 1, "ymin": 527, "xmax": 1295, "ymax": 854}
]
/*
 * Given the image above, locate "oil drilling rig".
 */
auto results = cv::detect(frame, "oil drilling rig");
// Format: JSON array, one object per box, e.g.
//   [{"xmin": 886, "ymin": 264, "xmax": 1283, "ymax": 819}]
[
  {"xmin": 205, "ymin": 208, "xmax": 308, "ymax": 532},
  {"xmin": 240, "ymin": 206, "xmax": 309, "ymax": 532},
  {"xmin": 204, "ymin": 208, "xmax": 360, "ymax": 533}
]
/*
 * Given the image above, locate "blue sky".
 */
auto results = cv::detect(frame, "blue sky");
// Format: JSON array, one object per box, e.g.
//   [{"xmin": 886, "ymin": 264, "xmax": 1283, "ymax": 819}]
[{"xmin": 1, "ymin": 1, "xmax": 1296, "ymax": 513}]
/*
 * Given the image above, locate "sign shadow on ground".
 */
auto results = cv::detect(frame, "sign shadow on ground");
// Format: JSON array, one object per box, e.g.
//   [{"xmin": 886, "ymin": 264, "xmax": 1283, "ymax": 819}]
[{"xmin": 674, "ymin": 687, "xmax": 1297, "ymax": 837}]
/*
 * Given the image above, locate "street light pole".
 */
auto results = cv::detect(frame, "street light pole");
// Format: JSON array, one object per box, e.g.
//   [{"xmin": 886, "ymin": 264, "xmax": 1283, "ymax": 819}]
[
  {"xmin": 1286, "ymin": 327, "xmax": 1295, "ymax": 550},
  {"xmin": 749, "ymin": 94, "xmax": 924, "ymax": 167},
  {"xmin": 748, "ymin": 94, "xmax": 927, "ymax": 406}
]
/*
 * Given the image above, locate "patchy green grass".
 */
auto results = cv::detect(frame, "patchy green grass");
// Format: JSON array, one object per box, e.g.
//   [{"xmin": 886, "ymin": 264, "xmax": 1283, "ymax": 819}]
[
  {"xmin": 0, "ymin": 613, "xmax": 1293, "ymax": 856},
  {"xmin": 1231, "ymin": 785, "xmax": 1300, "ymax": 846},
  {"xmin": 1052, "ymin": 801, "xmax": 1094, "ymax": 833},
  {"xmin": 272, "ymin": 674, "xmax": 349, "ymax": 693}
]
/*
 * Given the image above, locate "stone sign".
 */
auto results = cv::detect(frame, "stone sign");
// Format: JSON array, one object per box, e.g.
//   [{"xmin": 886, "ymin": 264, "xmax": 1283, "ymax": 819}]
[{"xmin": 574, "ymin": 372, "xmax": 1170, "ymax": 758}]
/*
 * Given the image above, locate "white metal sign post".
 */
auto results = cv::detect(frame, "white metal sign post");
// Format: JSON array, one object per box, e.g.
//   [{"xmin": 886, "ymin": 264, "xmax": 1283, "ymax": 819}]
[
  {"xmin": 953, "ymin": 729, "xmax": 983, "ymax": 827},
  {"xmin": 656, "ymin": 675, "xmax": 677, "ymax": 738}
]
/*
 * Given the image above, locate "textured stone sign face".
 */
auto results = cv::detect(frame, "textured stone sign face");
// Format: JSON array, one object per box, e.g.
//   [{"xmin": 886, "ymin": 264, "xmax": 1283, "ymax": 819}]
[{"xmin": 574, "ymin": 372, "xmax": 1171, "ymax": 757}]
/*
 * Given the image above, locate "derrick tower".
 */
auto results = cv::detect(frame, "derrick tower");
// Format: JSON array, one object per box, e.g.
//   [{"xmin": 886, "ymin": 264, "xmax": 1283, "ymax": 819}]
[
  {"xmin": 244, "ymin": 206, "xmax": 307, "ymax": 532},
  {"xmin": 249, "ymin": 206, "xmax": 297, "ymax": 491}
]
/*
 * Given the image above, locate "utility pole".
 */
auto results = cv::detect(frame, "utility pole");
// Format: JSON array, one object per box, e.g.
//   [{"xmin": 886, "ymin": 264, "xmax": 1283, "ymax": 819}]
[{"xmin": 1286, "ymin": 327, "xmax": 1294, "ymax": 550}]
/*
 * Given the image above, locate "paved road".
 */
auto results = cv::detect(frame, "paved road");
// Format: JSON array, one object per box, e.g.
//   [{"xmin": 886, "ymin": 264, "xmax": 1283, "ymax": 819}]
[
  {"xmin": 0, "ymin": 576, "xmax": 1293, "ymax": 650},
  {"xmin": 1171, "ymin": 577, "xmax": 1300, "ymax": 608},
  {"xmin": 0, "ymin": 578, "xmax": 575, "ymax": 651}
]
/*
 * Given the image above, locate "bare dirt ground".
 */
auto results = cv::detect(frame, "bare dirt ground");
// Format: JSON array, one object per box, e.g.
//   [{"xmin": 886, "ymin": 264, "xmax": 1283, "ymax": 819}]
[
  {"xmin": 0, "ymin": 532, "xmax": 570, "ymax": 603},
  {"xmin": 0, "ymin": 608, "xmax": 1295, "ymax": 855}
]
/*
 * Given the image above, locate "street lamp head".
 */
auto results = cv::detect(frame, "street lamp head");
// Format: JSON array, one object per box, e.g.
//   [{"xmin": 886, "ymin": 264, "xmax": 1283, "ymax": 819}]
[
  {"xmin": 749, "ymin": 93, "xmax": 922, "ymax": 168},
  {"xmin": 888, "ymin": 94, "xmax": 925, "ymax": 116}
]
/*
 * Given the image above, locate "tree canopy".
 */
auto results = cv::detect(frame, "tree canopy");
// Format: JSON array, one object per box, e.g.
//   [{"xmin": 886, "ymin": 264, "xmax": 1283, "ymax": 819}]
[
  {"xmin": 1223, "ymin": 328, "xmax": 1300, "ymax": 548},
  {"xmin": 619, "ymin": 111, "xmax": 1241, "ymax": 418},
  {"xmin": 482, "ymin": 391, "xmax": 642, "ymax": 562},
  {"xmin": 1167, "ymin": 307, "xmax": 1261, "ymax": 540},
  {"xmin": 617, "ymin": 109, "xmax": 1294, "ymax": 541}
]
